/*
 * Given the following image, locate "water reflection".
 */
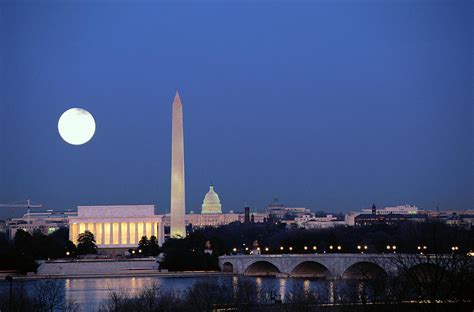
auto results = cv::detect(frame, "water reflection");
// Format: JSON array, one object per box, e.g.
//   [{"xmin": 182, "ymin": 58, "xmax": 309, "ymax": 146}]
[
  {"xmin": 303, "ymin": 279, "xmax": 310, "ymax": 294},
  {"xmin": 279, "ymin": 278, "xmax": 286, "ymax": 300},
  {"xmin": 231, "ymin": 275, "xmax": 239, "ymax": 297},
  {"xmin": 1, "ymin": 276, "xmax": 369, "ymax": 311},
  {"xmin": 328, "ymin": 280, "xmax": 335, "ymax": 303}
]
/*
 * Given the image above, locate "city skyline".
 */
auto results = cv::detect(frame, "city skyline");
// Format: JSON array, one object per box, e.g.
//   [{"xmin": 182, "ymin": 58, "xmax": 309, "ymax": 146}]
[{"xmin": 1, "ymin": 1, "xmax": 472, "ymax": 218}]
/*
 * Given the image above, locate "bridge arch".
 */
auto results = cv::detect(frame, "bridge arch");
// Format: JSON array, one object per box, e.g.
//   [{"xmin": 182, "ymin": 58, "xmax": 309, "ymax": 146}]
[
  {"xmin": 290, "ymin": 261, "xmax": 331, "ymax": 278},
  {"xmin": 222, "ymin": 262, "xmax": 234, "ymax": 273},
  {"xmin": 342, "ymin": 261, "xmax": 387, "ymax": 279},
  {"xmin": 245, "ymin": 260, "xmax": 281, "ymax": 276}
]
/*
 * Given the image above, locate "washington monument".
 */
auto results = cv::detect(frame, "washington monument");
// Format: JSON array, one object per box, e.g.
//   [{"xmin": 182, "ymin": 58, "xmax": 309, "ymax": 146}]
[{"xmin": 170, "ymin": 91, "xmax": 186, "ymax": 237}]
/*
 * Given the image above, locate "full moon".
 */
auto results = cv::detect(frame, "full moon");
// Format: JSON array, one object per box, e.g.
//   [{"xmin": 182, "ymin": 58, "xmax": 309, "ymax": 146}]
[{"xmin": 58, "ymin": 108, "xmax": 96, "ymax": 145}]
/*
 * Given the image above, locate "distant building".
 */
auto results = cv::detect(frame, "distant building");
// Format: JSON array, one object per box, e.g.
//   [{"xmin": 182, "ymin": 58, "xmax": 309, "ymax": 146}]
[
  {"xmin": 296, "ymin": 214, "xmax": 347, "ymax": 229},
  {"xmin": 244, "ymin": 206, "xmax": 251, "ymax": 224},
  {"xmin": 361, "ymin": 204, "xmax": 419, "ymax": 215},
  {"xmin": 423, "ymin": 210, "xmax": 474, "ymax": 229},
  {"xmin": 352, "ymin": 205, "xmax": 473, "ymax": 228},
  {"xmin": 0, "ymin": 220, "xmax": 6, "ymax": 233},
  {"xmin": 345, "ymin": 212, "xmax": 360, "ymax": 226},
  {"xmin": 354, "ymin": 213, "xmax": 408, "ymax": 226},
  {"xmin": 7, "ymin": 209, "xmax": 76, "ymax": 240},
  {"xmin": 160, "ymin": 211, "xmax": 267, "ymax": 230},
  {"xmin": 68, "ymin": 205, "xmax": 164, "ymax": 254},
  {"xmin": 201, "ymin": 184, "xmax": 222, "ymax": 214},
  {"xmin": 266, "ymin": 197, "xmax": 310, "ymax": 220},
  {"xmin": 167, "ymin": 185, "xmax": 266, "ymax": 229},
  {"xmin": 347, "ymin": 204, "xmax": 420, "ymax": 227}
]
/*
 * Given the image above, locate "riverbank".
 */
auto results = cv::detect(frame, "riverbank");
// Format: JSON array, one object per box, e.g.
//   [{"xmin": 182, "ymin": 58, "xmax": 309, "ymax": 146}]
[
  {"xmin": 5, "ymin": 258, "xmax": 230, "ymax": 280},
  {"xmin": 14, "ymin": 271, "xmax": 230, "ymax": 281}
]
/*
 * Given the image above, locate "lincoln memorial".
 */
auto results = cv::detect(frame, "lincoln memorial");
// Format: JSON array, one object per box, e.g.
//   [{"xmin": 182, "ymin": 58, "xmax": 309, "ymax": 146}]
[{"xmin": 68, "ymin": 205, "xmax": 164, "ymax": 252}]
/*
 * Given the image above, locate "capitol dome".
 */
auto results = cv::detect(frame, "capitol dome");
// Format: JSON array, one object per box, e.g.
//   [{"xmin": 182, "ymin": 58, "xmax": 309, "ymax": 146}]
[{"xmin": 201, "ymin": 184, "xmax": 222, "ymax": 214}]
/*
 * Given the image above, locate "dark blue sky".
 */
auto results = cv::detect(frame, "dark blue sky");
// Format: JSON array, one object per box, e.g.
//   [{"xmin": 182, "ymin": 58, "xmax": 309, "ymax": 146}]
[{"xmin": 1, "ymin": 0, "xmax": 472, "ymax": 218}]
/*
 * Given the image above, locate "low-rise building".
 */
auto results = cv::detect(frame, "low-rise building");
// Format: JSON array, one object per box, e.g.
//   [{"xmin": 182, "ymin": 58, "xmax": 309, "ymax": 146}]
[
  {"xmin": 361, "ymin": 204, "xmax": 419, "ymax": 215},
  {"xmin": 68, "ymin": 205, "xmax": 164, "ymax": 254},
  {"xmin": 7, "ymin": 209, "xmax": 76, "ymax": 239},
  {"xmin": 295, "ymin": 214, "xmax": 347, "ymax": 229},
  {"xmin": 354, "ymin": 213, "xmax": 408, "ymax": 226},
  {"xmin": 266, "ymin": 198, "xmax": 310, "ymax": 221}
]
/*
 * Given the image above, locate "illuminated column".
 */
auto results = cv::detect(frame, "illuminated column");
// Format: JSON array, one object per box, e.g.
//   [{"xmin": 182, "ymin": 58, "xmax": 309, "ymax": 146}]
[
  {"xmin": 129, "ymin": 222, "xmax": 136, "ymax": 245},
  {"xmin": 151, "ymin": 222, "xmax": 156, "ymax": 238},
  {"xmin": 136, "ymin": 222, "xmax": 140, "ymax": 242},
  {"xmin": 121, "ymin": 223, "xmax": 127, "ymax": 246},
  {"xmin": 117, "ymin": 223, "xmax": 122, "ymax": 245},
  {"xmin": 71, "ymin": 223, "xmax": 78, "ymax": 244},
  {"xmin": 127, "ymin": 223, "xmax": 131, "ymax": 245},
  {"xmin": 113, "ymin": 222, "xmax": 119, "ymax": 245},
  {"xmin": 96, "ymin": 223, "xmax": 102, "ymax": 245},
  {"xmin": 79, "ymin": 223, "xmax": 85, "ymax": 235},
  {"xmin": 101, "ymin": 223, "xmax": 105, "ymax": 245},
  {"xmin": 145, "ymin": 222, "xmax": 152, "ymax": 238},
  {"xmin": 104, "ymin": 223, "xmax": 111, "ymax": 245},
  {"xmin": 170, "ymin": 91, "xmax": 186, "ymax": 238},
  {"xmin": 137, "ymin": 222, "xmax": 144, "ymax": 241}
]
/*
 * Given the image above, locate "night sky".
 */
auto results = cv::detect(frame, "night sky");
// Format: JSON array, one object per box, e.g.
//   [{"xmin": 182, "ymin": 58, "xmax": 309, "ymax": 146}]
[{"xmin": 0, "ymin": 0, "xmax": 472, "ymax": 218}]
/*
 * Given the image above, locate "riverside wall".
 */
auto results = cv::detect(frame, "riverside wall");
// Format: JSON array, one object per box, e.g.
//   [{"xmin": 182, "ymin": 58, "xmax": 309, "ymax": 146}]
[{"xmin": 36, "ymin": 258, "xmax": 159, "ymax": 277}]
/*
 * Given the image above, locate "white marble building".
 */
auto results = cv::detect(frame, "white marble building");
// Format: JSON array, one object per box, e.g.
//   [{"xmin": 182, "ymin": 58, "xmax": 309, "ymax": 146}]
[{"xmin": 68, "ymin": 205, "xmax": 164, "ymax": 249}]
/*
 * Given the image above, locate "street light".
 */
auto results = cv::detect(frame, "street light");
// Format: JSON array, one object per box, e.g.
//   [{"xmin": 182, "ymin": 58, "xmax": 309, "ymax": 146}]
[
  {"xmin": 304, "ymin": 246, "xmax": 308, "ymax": 251},
  {"xmin": 289, "ymin": 246, "xmax": 293, "ymax": 251},
  {"xmin": 329, "ymin": 245, "xmax": 334, "ymax": 250},
  {"xmin": 65, "ymin": 251, "xmax": 70, "ymax": 256},
  {"xmin": 280, "ymin": 246, "xmax": 284, "ymax": 251},
  {"xmin": 232, "ymin": 247, "xmax": 237, "ymax": 253},
  {"xmin": 363, "ymin": 245, "xmax": 368, "ymax": 250},
  {"xmin": 312, "ymin": 246, "xmax": 317, "ymax": 251},
  {"xmin": 265, "ymin": 247, "xmax": 269, "ymax": 252},
  {"xmin": 451, "ymin": 246, "xmax": 459, "ymax": 251},
  {"xmin": 357, "ymin": 245, "xmax": 361, "ymax": 250},
  {"xmin": 337, "ymin": 245, "xmax": 342, "ymax": 251}
]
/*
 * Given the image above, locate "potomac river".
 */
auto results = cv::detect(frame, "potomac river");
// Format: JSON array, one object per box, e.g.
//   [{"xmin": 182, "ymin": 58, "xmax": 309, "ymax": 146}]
[{"xmin": 1, "ymin": 275, "xmax": 343, "ymax": 311}]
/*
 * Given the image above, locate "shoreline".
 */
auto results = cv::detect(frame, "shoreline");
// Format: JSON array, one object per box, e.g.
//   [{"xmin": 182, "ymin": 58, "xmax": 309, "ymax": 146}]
[{"xmin": 3, "ymin": 271, "xmax": 232, "ymax": 281}]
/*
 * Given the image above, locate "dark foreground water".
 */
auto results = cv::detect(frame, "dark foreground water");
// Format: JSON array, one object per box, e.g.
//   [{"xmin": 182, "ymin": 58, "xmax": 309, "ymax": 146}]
[{"xmin": 0, "ymin": 275, "xmax": 345, "ymax": 311}]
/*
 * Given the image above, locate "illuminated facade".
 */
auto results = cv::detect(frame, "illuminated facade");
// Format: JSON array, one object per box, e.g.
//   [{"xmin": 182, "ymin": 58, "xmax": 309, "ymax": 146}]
[
  {"xmin": 170, "ymin": 92, "xmax": 186, "ymax": 238},
  {"xmin": 7, "ymin": 210, "xmax": 76, "ymax": 240},
  {"xmin": 361, "ymin": 204, "xmax": 419, "ymax": 215},
  {"xmin": 68, "ymin": 205, "xmax": 164, "ymax": 248},
  {"xmin": 161, "ymin": 212, "xmax": 267, "ymax": 229},
  {"xmin": 201, "ymin": 184, "xmax": 222, "ymax": 214}
]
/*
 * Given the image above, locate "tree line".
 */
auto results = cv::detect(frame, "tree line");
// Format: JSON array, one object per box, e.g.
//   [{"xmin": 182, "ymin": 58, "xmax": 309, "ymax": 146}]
[{"xmin": 0, "ymin": 229, "xmax": 162, "ymax": 273}]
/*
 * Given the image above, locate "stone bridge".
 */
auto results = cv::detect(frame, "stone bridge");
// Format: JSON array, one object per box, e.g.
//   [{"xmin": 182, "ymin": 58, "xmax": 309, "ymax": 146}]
[{"xmin": 218, "ymin": 254, "xmax": 443, "ymax": 278}]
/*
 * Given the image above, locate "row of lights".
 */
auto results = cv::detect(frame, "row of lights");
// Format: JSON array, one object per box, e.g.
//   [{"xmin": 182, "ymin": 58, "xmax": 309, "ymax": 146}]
[
  {"xmin": 231, "ymin": 245, "xmax": 470, "ymax": 254},
  {"xmin": 417, "ymin": 245, "xmax": 427, "ymax": 254}
]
